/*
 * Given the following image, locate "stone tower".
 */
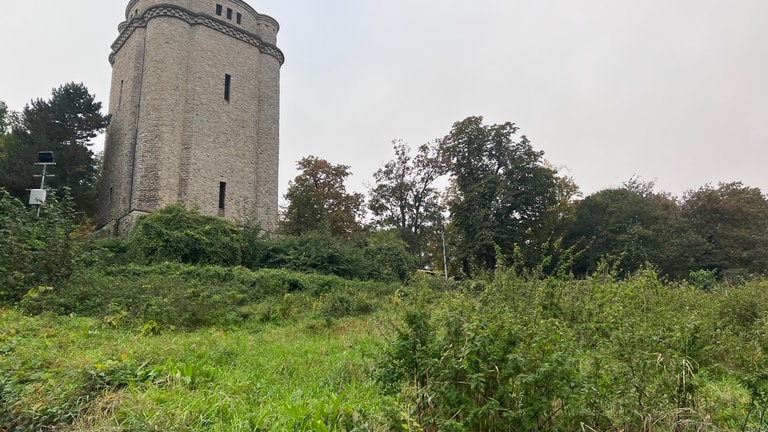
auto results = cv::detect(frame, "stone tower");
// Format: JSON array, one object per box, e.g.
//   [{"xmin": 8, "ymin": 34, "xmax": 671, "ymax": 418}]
[{"xmin": 98, "ymin": 0, "xmax": 283, "ymax": 236}]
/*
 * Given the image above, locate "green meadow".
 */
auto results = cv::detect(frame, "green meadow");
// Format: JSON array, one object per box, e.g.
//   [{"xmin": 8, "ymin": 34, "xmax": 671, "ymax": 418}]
[{"xmin": 4, "ymin": 264, "xmax": 768, "ymax": 431}]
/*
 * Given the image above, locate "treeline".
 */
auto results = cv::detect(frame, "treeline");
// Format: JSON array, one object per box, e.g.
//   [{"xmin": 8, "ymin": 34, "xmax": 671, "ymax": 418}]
[
  {"xmin": 2, "ymin": 85, "xmax": 768, "ymax": 281},
  {"xmin": 284, "ymin": 117, "xmax": 768, "ymax": 281}
]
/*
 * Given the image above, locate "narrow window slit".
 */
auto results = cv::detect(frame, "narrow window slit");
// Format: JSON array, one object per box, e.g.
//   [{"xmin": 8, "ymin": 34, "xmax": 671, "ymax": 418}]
[
  {"xmin": 118, "ymin": 80, "xmax": 124, "ymax": 109},
  {"xmin": 224, "ymin": 74, "xmax": 231, "ymax": 101},
  {"xmin": 219, "ymin": 182, "xmax": 227, "ymax": 210}
]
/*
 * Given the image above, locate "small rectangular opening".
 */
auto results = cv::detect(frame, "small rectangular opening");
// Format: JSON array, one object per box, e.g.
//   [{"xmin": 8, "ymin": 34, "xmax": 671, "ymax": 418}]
[
  {"xmin": 227, "ymin": 8, "xmax": 233, "ymax": 20},
  {"xmin": 224, "ymin": 74, "xmax": 231, "ymax": 101},
  {"xmin": 236, "ymin": 12, "xmax": 242, "ymax": 24},
  {"xmin": 219, "ymin": 182, "xmax": 226, "ymax": 210},
  {"xmin": 215, "ymin": 4, "xmax": 222, "ymax": 15},
  {"xmin": 118, "ymin": 80, "xmax": 124, "ymax": 109}
]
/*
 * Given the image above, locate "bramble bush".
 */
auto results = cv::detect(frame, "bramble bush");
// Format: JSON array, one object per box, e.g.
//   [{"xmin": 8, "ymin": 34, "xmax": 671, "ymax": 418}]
[
  {"xmin": 128, "ymin": 205, "xmax": 416, "ymax": 282},
  {"xmin": 379, "ymin": 277, "xmax": 580, "ymax": 431},
  {"xmin": 250, "ymin": 229, "xmax": 415, "ymax": 282},
  {"xmin": 379, "ymin": 266, "xmax": 768, "ymax": 431},
  {"xmin": 19, "ymin": 263, "xmax": 397, "ymax": 329},
  {"xmin": 0, "ymin": 188, "xmax": 79, "ymax": 304},
  {"xmin": 128, "ymin": 204, "xmax": 243, "ymax": 266}
]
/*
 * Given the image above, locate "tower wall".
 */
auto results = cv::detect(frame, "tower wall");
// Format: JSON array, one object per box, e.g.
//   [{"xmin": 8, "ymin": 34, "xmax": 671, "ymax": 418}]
[{"xmin": 99, "ymin": 0, "xmax": 282, "ymax": 236}]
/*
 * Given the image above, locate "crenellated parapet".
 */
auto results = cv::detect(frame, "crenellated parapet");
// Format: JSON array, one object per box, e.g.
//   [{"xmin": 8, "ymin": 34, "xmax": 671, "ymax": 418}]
[{"xmin": 110, "ymin": 4, "xmax": 284, "ymax": 65}]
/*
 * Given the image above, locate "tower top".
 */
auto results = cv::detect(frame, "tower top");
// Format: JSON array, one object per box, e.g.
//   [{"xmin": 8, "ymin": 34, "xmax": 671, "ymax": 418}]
[
  {"xmin": 113, "ymin": 0, "xmax": 283, "ymax": 65},
  {"xmin": 124, "ymin": 0, "xmax": 279, "ymax": 29}
]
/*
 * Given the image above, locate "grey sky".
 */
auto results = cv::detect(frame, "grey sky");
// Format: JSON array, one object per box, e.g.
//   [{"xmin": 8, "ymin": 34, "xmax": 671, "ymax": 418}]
[{"xmin": 2, "ymin": 0, "xmax": 767, "ymax": 200}]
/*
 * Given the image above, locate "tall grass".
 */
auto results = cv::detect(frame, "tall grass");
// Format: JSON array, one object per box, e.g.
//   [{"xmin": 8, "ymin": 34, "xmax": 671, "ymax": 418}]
[
  {"xmin": 5, "ymin": 265, "xmax": 768, "ymax": 430},
  {"xmin": 0, "ymin": 307, "xmax": 402, "ymax": 431}
]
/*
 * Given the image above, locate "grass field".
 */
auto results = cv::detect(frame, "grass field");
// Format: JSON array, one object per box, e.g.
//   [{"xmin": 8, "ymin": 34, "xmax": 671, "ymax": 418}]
[
  {"xmin": 4, "ymin": 266, "xmax": 768, "ymax": 431},
  {"xmin": 1, "ymin": 306, "xmax": 406, "ymax": 431}
]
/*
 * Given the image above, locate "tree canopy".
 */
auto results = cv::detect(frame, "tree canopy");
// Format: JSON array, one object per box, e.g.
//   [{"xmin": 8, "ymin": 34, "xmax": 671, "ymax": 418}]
[
  {"xmin": 4, "ymin": 89, "xmax": 767, "ymax": 282},
  {"xmin": 0, "ymin": 101, "xmax": 8, "ymax": 134},
  {"xmin": 682, "ymin": 182, "xmax": 768, "ymax": 279},
  {"xmin": 442, "ymin": 116, "xmax": 559, "ymax": 274},
  {"xmin": 368, "ymin": 140, "xmax": 447, "ymax": 266},
  {"xmin": 562, "ymin": 180, "xmax": 688, "ymax": 277},
  {"xmin": 282, "ymin": 156, "xmax": 365, "ymax": 239}
]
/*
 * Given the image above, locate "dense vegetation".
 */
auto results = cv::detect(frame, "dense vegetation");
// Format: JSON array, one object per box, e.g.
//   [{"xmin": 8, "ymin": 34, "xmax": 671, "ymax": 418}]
[
  {"xmin": 4, "ymin": 87, "xmax": 768, "ymax": 281},
  {"xmin": 5, "ymin": 258, "xmax": 768, "ymax": 430},
  {"xmin": 4, "ymin": 87, "xmax": 768, "ymax": 430},
  {"xmin": 2, "ymin": 194, "xmax": 768, "ymax": 430},
  {"xmin": 0, "ymin": 84, "xmax": 108, "ymax": 216},
  {"xmin": 282, "ymin": 117, "xmax": 768, "ymax": 282}
]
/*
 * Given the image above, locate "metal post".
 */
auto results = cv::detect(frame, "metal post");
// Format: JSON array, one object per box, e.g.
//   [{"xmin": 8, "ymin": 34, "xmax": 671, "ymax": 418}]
[
  {"xmin": 36, "ymin": 166, "xmax": 46, "ymax": 218},
  {"xmin": 35, "ymin": 163, "xmax": 49, "ymax": 218},
  {"xmin": 32, "ymin": 152, "xmax": 55, "ymax": 218},
  {"xmin": 39, "ymin": 163, "xmax": 47, "ymax": 188},
  {"xmin": 441, "ymin": 228, "xmax": 449, "ymax": 281}
]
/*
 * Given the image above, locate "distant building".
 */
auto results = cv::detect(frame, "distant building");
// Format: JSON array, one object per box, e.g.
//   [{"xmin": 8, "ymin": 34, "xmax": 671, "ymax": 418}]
[{"xmin": 98, "ymin": 0, "xmax": 283, "ymax": 236}]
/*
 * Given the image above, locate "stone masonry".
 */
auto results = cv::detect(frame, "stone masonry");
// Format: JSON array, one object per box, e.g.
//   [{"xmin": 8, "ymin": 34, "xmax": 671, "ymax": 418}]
[{"xmin": 98, "ymin": 0, "xmax": 283, "ymax": 236}]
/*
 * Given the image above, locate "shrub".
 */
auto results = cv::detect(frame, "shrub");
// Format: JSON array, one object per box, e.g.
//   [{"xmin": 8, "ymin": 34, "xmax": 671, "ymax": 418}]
[
  {"xmin": 378, "ymin": 269, "xmax": 760, "ymax": 430},
  {"xmin": 19, "ymin": 264, "xmax": 396, "ymax": 329},
  {"xmin": 379, "ymin": 280, "xmax": 580, "ymax": 431},
  {"xmin": 363, "ymin": 232, "xmax": 417, "ymax": 282},
  {"xmin": 0, "ymin": 188, "xmax": 79, "ymax": 304},
  {"xmin": 128, "ymin": 204, "xmax": 243, "ymax": 266},
  {"xmin": 246, "ymin": 229, "xmax": 418, "ymax": 282},
  {"xmin": 254, "ymin": 230, "xmax": 368, "ymax": 279},
  {"xmin": 74, "ymin": 236, "xmax": 131, "ymax": 267}
]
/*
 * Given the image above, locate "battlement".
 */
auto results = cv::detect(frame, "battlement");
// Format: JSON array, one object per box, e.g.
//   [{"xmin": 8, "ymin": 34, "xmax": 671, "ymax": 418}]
[
  {"xmin": 124, "ymin": 0, "xmax": 276, "ymax": 24},
  {"xmin": 119, "ymin": 0, "xmax": 280, "ymax": 50}
]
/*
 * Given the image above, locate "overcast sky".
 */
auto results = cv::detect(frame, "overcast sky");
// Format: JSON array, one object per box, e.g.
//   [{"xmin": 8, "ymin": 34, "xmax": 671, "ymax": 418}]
[{"xmin": 2, "ymin": 0, "xmax": 767, "ymax": 200}]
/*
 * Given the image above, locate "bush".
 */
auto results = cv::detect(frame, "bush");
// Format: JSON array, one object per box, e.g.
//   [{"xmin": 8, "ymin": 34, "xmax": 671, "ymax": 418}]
[
  {"xmin": 0, "ymin": 188, "xmax": 79, "ymax": 304},
  {"xmin": 378, "ymin": 269, "xmax": 768, "ymax": 430},
  {"xmin": 124, "ymin": 206, "xmax": 418, "ymax": 283},
  {"xmin": 246, "ymin": 229, "xmax": 418, "ymax": 282},
  {"xmin": 379, "ymin": 286, "xmax": 579, "ymax": 431},
  {"xmin": 285, "ymin": 230, "xmax": 367, "ymax": 279},
  {"xmin": 73, "ymin": 236, "xmax": 131, "ymax": 268},
  {"xmin": 19, "ymin": 264, "xmax": 397, "ymax": 329},
  {"xmin": 364, "ymin": 232, "xmax": 417, "ymax": 282},
  {"xmin": 128, "ymin": 204, "xmax": 243, "ymax": 266}
]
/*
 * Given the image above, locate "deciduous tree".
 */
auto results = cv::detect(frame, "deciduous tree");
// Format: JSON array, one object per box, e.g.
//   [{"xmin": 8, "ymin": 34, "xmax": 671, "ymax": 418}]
[
  {"xmin": 681, "ymin": 182, "xmax": 768, "ymax": 279},
  {"xmin": 368, "ymin": 140, "xmax": 447, "ymax": 265},
  {"xmin": 442, "ymin": 116, "xmax": 559, "ymax": 274},
  {"xmin": 0, "ymin": 101, "xmax": 8, "ymax": 134},
  {"xmin": 282, "ymin": 156, "xmax": 364, "ymax": 238},
  {"xmin": 562, "ymin": 180, "xmax": 688, "ymax": 278}
]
